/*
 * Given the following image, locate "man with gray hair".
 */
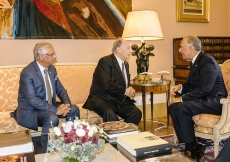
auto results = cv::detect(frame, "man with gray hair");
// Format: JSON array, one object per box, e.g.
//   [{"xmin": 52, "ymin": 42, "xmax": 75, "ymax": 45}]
[
  {"xmin": 83, "ymin": 38, "xmax": 142, "ymax": 125},
  {"xmin": 169, "ymin": 36, "xmax": 227, "ymax": 161},
  {"xmin": 12, "ymin": 42, "xmax": 80, "ymax": 153}
]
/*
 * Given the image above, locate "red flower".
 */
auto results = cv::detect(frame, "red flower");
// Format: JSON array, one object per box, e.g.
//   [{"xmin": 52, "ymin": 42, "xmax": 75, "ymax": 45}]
[
  {"xmin": 64, "ymin": 137, "xmax": 74, "ymax": 144},
  {"xmin": 78, "ymin": 135, "xmax": 89, "ymax": 145},
  {"xmin": 89, "ymin": 135, "xmax": 99, "ymax": 144},
  {"xmin": 69, "ymin": 129, "xmax": 77, "ymax": 139}
]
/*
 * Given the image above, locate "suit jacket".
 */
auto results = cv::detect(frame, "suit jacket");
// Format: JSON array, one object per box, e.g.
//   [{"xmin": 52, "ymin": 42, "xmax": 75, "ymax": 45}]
[
  {"xmin": 14, "ymin": 61, "xmax": 71, "ymax": 130},
  {"xmin": 181, "ymin": 51, "xmax": 227, "ymax": 109},
  {"xmin": 83, "ymin": 54, "xmax": 132, "ymax": 109}
]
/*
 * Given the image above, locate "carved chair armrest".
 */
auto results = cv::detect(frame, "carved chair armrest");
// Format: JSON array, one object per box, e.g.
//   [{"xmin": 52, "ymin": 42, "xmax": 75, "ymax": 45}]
[
  {"xmin": 214, "ymin": 98, "xmax": 230, "ymax": 133},
  {"xmin": 220, "ymin": 98, "xmax": 230, "ymax": 104}
]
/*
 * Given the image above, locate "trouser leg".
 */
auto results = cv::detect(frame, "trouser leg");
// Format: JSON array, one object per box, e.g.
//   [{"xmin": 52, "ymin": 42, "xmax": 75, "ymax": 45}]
[
  {"xmin": 169, "ymin": 100, "xmax": 219, "ymax": 143},
  {"xmin": 67, "ymin": 105, "xmax": 80, "ymax": 120},
  {"xmin": 215, "ymin": 137, "xmax": 230, "ymax": 162},
  {"xmin": 37, "ymin": 111, "xmax": 59, "ymax": 153},
  {"xmin": 94, "ymin": 105, "xmax": 120, "ymax": 122},
  {"xmin": 117, "ymin": 101, "xmax": 142, "ymax": 125},
  {"xmin": 93, "ymin": 100, "xmax": 120, "ymax": 122},
  {"xmin": 40, "ymin": 134, "xmax": 48, "ymax": 153}
]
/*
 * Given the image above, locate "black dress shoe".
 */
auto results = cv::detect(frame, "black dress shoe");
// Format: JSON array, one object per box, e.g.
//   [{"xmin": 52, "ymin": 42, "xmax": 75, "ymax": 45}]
[
  {"xmin": 184, "ymin": 150, "xmax": 195, "ymax": 159},
  {"xmin": 194, "ymin": 143, "xmax": 206, "ymax": 162}
]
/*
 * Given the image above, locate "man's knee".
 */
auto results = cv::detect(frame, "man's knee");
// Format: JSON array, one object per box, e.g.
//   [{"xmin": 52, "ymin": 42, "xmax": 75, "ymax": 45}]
[
  {"xmin": 126, "ymin": 107, "xmax": 142, "ymax": 122},
  {"xmin": 104, "ymin": 108, "xmax": 115, "ymax": 115},
  {"xmin": 49, "ymin": 114, "xmax": 59, "ymax": 127},
  {"xmin": 99, "ymin": 107, "xmax": 119, "ymax": 122},
  {"xmin": 177, "ymin": 105, "xmax": 193, "ymax": 116},
  {"xmin": 41, "ymin": 113, "xmax": 59, "ymax": 133},
  {"xmin": 169, "ymin": 102, "xmax": 182, "ymax": 114},
  {"xmin": 168, "ymin": 104, "xmax": 176, "ymax": 115},
  {"xmin": 134, "ymin": 107, "xmax": 142, "ymax": 118},
  {"xmin": 70, "ymin": 105, "xmax": 80, "ymax": 118}
]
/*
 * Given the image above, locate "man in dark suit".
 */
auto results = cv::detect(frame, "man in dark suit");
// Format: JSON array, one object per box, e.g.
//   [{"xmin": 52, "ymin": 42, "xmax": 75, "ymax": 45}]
[
  {"xmin": 169, "ymin": 36, "xmax": 227, "ymax": 161},
  {"xmin": 83, "ymin": 38, "xmax": 142, "ymax": 125},
  {"xmin": 12, "ymin": 42, "xmax": 80, "ymax": 153},
  {"xmin": 215, "ymin": 137, "xmax": 230, "ymax": 162}
]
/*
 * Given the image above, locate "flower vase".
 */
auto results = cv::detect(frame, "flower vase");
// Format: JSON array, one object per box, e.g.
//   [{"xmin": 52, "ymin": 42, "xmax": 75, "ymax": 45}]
[
  {"xmin": 62, "ymin": 158, "xmax": 79, "ymax": 162},
  {"xmin": 62, "ymin": 152, "xmax": 96, "ymax": 162}
]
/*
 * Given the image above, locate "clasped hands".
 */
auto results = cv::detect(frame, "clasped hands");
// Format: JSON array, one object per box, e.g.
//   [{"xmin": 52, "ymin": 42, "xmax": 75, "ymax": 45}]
[
  {"xmin": 125, "ymin": 87, "xmax": 135, "ymax": 100},
  {"xmin": 57, "ymin": 104, "xmax": 71, "ymax": 116},
  {"xmin": 170, "ymin": 84, "xmax": 182, "ymax": 104}
]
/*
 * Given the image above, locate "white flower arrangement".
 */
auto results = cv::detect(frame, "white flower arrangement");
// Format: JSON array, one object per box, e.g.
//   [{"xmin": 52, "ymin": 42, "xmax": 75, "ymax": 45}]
[{"xmin": 48, "ymin": 117, "xmax": 106, "ymax": 162}]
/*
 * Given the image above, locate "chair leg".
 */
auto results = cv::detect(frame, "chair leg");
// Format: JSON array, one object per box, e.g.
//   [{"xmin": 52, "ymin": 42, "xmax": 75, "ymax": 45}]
[{"xmin": 214, "ymin": 141, "xmax": 219, "ymax": 158}]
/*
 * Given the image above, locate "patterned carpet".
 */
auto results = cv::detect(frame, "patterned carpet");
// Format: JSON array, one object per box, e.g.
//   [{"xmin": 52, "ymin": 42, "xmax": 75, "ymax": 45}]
[{"xmin": 160, "ymin": 135, "xmax": 227, "ymax": 162}]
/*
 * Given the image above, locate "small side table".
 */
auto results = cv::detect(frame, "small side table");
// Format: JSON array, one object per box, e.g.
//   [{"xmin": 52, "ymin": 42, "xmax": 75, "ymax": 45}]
[{"xmin": 131, "ymin": 80, "xmax": 171, "ymax": 131}]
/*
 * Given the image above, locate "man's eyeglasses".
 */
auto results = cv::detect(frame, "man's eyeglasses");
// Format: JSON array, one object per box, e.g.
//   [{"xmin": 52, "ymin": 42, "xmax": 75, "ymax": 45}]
[{"xmin": 44, "ymin": 53, "xmax": 56, "ymax": 57}]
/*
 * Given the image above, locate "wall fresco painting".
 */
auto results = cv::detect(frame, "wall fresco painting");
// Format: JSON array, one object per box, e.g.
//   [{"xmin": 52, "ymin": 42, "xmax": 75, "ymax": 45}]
[{"xmin": 0, "ymin": 0, "xmax": 131, "ymax": 39}]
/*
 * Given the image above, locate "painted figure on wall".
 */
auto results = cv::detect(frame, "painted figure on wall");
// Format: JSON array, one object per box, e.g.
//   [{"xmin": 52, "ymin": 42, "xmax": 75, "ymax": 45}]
[
  {"xmin": 0, "ymin": 0, "xmax": 131, "ymax": 39},
  {"xmin": 0, "ymin": 0, "xmax": 14, "ymax": 38}
]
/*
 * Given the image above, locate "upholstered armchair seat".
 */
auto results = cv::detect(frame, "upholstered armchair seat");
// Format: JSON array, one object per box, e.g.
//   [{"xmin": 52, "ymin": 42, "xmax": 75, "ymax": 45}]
[
  {"xmin": 193, "ymin": 97, "xmax": 230, "ymax": 158},
  {"xmin": 193, "ymin": 114, "xmax": 221, "ymax": 134}
]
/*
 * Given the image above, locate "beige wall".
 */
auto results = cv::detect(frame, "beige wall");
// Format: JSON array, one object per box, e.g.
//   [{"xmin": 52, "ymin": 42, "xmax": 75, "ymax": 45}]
[{"xmin": 0, "ymin": 0, "xmax": 229, "ymax": 84}]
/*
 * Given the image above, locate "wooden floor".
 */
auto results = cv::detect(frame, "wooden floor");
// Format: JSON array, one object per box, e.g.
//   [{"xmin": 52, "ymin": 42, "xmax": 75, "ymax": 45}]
[{"xmin": 138, "ymin": 118, "xmax": 174, "ymax": 137}]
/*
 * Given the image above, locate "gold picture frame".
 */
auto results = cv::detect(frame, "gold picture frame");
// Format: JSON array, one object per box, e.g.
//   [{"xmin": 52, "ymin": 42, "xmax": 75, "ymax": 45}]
[{"xmin": 176, "ymin": 0, "xmax": 210, "ymax": 23}]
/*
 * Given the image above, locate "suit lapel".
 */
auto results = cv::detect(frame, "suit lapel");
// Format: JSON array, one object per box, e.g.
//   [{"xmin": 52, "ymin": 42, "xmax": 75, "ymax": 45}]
[
  {"xmin": 111, "ymin": 54, "xmax": 126, "ymax": 87},
  {"xmin": 186, "ymin": 52, "xmax": 203, "ymax": 82},
  {"xmin": 34, "ymin": 61, "xmax": 45, "ymax": 86}
]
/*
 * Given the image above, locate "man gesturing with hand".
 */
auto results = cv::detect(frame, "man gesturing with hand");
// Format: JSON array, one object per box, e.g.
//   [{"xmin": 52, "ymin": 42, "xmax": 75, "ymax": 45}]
[
  {"xmin": 169, "ymin": 36, "xmax": 227, "ymax": 161},
  {"xmin": 83, "ymin": 38, "xmax": 142, "ymax": 125}
]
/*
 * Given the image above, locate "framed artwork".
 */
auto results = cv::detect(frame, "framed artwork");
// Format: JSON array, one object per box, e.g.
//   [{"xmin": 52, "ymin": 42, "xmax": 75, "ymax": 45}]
[
  {"xmin": 176, "ymin": 0, "xmax": 210, "ymax": 23},
  {"xmin": 0, "ymin": 0, "xmax": 131, "ymax": 39}
]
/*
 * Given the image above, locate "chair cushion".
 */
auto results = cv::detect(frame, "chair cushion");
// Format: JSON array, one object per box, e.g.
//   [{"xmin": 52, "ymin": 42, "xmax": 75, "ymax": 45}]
[
  {"xmin": 193, "ymin": 114, "xmax": 221, "ymax": 128},
  {"xmin": 76, "ymin": 103, "xmax": 89, "ymax": 119},
  {"xmin": 0, "ymin": 111, "xmax": 27, "ymax": 133},
  {"xmin": 194, "ymin": 125, "xmax": 213, "ymax": 134}
]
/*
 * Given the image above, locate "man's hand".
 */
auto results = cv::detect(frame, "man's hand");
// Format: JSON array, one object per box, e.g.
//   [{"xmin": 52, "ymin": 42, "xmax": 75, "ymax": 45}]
[
  {"xmin": 57, "ymin": 104, "xmax": 71, "ymax": 116},
  {"xmin": 170, "ymin": 84, "xmax": 182, "ymax": 95},
  {"xmin": 125, "ymin": 87, "xmax": 135, "ymax": 100}
]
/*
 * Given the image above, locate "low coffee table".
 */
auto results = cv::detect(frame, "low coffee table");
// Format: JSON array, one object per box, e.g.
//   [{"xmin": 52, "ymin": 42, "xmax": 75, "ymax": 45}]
[
  {"xmin": 107, "ymin": 139, "xmax": 195, "ymax": 162},
  {"xmin": 139, "ymin": 148, "xmax": 196, "ymax": 162},
  {"xmin": 35, "ymin": 143, "xmax": 129, "ymax": 162}
]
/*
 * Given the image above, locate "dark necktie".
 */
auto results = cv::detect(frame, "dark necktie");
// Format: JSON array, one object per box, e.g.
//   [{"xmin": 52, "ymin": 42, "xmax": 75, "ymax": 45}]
[
  {"xmin": 122, "ymin": 62, "xmax": 127, "ymax": 87},
  {"xmin": 44, "ymin": 69, "xmax": 52, "ymax": 105}
]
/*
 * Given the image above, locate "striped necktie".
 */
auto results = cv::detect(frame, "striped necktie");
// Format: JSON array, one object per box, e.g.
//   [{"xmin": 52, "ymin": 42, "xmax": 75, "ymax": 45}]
[
  {"xmin": 44, "ymin": 69, "xmax": 52, "ymax": 105},
  {"xmin": 122, "ymin": 62, "xmax": 127, "ymax": 87}
]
